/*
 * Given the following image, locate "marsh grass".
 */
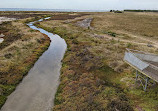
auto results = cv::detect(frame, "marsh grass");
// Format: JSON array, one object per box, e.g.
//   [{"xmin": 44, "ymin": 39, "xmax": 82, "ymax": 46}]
[
  {"xmin": 0, "ymin": 21, "xmax": 22, "ymax": 49},
  {"xmin": 36, "ymin": 20, "xmax": 134, "ymax": 111},
  {"xmin": 35, "ymin": 12, "xmax": 158, "ymax": 111}
]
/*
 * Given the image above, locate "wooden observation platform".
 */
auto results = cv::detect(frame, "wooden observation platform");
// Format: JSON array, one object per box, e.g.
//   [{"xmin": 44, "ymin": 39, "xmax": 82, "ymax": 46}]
[{"xmin": 124, "ymin": 49, "xmax": 158, "ymax": 91}]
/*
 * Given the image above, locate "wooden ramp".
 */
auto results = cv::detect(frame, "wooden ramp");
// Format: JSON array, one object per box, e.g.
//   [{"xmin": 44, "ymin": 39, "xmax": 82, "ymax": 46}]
[{"xmin": 124, "ymin": 49, "xmax": 158, "ymax": 91}]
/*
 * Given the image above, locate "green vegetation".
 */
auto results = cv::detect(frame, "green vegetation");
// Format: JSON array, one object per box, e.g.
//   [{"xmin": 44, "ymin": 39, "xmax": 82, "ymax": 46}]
[
  {"xmin": 0, "ymin": 85, "xmax": 15, "ymax": 108},
  {"xmin": 103, "ymin": 31, "xmax": 117, "ymax": 37}
]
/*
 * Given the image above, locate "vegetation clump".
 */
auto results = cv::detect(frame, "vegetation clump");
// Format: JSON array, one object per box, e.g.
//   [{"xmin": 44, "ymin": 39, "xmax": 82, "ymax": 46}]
[{"xmin": 110, "ymin": 10, "xmax": 123, "ymax": 13}]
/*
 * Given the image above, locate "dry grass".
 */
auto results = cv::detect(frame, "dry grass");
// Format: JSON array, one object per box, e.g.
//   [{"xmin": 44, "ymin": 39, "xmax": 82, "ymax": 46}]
[
  {"xmin": 93, "ymin": 12, "xmax": 158, "ymax": 38},
  {"xmin": 91, "ymin": 12, "xmax": 158, "ymax": 49}
]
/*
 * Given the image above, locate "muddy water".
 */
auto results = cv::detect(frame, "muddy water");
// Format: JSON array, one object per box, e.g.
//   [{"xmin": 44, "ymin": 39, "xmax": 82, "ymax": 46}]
[{"xmin": 1, "ymin": 19, "xmax": 67, "ymax": 111}]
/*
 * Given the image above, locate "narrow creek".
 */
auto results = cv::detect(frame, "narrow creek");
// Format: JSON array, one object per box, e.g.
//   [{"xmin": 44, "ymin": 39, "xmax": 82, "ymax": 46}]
[
  {"xmin": 1, "ymin": 18, "xmax": 67, "ymax": 111},
  {"xmin": 0, "ymin": 34, "xmax": 4, "ymax": 44},
  {"xmin": 0, "ymin": 38, "xmax": 4, "ymax": 43}
]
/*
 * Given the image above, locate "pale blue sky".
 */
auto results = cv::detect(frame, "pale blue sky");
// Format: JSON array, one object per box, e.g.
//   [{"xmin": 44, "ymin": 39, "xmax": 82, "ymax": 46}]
[{"xmin": 0, "ymin": 0, "xmax": 158, "ymax": 10}]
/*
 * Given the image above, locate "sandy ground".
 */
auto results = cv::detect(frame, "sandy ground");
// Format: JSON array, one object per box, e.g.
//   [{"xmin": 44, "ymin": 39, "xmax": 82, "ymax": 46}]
[{"xmin": 0, "ymin": 17, "xmax": 16, "ymax": 24}]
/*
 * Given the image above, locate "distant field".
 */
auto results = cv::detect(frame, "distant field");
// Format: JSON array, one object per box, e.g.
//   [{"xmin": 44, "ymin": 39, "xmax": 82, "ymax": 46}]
[{"xmin": 93, "ymin": 12, "xmax": 158, "ymax": 38}]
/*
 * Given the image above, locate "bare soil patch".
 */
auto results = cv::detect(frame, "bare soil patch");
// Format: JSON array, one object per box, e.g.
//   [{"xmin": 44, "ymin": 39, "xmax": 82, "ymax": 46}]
[{"xmin": 76, "ymin": 18, "xmax": 93, "ymax": 28}]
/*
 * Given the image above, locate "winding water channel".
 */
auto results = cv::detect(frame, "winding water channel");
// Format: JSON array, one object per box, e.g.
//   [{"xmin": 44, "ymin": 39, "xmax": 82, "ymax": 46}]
[{"xmin": 1, "ymin": 18, "xmax": 67, "ymax": 111}]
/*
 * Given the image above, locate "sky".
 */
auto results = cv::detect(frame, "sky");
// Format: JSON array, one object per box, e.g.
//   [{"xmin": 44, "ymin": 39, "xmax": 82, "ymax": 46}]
[{"xmin": 0, "ymin": 0, "xmax": 158, "ymax": 10}]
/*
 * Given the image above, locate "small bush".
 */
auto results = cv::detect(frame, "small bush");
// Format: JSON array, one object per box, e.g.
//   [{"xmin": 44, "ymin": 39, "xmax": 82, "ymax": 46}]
[
  {"xmin": 28, "ymin": 29, "xmax": 35, "ymax": 32},
  {"xmin": 72, "ymin": 39, "xmax": 79, "ymax": 44},
  {"xmin": 4, "ymin": 53, "xmax": 13, "ymax": 59},
  {"xmin": 108, "ymin": 100, "xmax": 134, "ymax": 111},
  {"xmin": 114, "ymin": 11, "xmax": 123, "ymax": 13},
  {"xmin": 126, "ymin": 43, "xmax": 132, "ymax": 48},
  {"xmin": 104, "ymin": 31, "xmax": 117, "ymax": 37},
  {"xmin": 108, "ymin": 32, "xmax": 116, "ymax": 37}
]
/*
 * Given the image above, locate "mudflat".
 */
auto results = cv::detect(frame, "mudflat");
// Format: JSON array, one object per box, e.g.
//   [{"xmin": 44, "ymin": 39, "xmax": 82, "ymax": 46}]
[{"xmin": 0, "ymin": 17, "xmax": 16, "ymax": 24}]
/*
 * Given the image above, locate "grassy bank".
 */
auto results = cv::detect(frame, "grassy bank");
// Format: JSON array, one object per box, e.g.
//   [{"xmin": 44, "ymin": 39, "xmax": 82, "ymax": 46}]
[
  {"xmin": 0, "ymin": 16, "xmax": 50, "ymax": 108},
  {"xmin": 36, "ymin": 12, "xmax": 158, "ymax": 111}
]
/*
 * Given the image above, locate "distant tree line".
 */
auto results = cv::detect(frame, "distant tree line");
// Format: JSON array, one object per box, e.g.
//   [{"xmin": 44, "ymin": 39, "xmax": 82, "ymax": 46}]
[
  {"xmin": 110, "ymin": 10, "xmax": 123, "ymax": 13},
  {"xmin": 124, "ymin": 10, "xmax": 158, "ymax": 12}
]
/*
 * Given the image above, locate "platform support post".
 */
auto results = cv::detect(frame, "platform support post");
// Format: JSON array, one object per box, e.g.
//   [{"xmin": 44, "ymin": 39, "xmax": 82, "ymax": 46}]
[
  {"xmin": 135, "ymin": 70, "xmax": 139, "ymax": 82},
  {"xmin": 144, "ymin": 77, "xmax": 149, "ymax": 91},
  {"xmin": 135, "ymin": 70, "xmax": 150, "ymax": 91}
]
